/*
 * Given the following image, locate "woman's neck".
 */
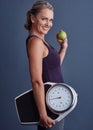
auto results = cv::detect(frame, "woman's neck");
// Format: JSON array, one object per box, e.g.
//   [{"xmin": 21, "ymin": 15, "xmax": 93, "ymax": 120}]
[{"xmin": 29, "ymin": 30, "xmax": 45, "ymax": 40}]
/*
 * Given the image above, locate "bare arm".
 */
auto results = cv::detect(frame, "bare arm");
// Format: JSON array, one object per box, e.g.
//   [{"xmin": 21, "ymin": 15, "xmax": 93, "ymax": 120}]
[
  {"xmin": 27, "ymin": 37, "xmax": 55, "ymax": 128},
  {"xmin": 57, "ymin": 38, "xmax": 68, "ymax": 64}
]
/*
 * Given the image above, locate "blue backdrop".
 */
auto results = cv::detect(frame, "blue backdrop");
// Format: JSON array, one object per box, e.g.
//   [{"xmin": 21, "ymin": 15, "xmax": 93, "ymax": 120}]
[{"xmin": 0, "ymin": 0, "xmax": 93, "ymax": 130}]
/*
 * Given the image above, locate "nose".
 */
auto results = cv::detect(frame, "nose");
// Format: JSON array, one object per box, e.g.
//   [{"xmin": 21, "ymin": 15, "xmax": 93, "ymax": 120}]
[{"xmin": 45, "ymin": 20, "xmax": 52, "ymax": 27}]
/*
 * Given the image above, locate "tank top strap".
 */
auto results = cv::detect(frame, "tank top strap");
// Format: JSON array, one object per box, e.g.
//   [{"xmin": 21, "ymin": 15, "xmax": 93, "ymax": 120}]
[{"xmin": 26, "ymin": 34, "xmax": 50, "ymax": 50}]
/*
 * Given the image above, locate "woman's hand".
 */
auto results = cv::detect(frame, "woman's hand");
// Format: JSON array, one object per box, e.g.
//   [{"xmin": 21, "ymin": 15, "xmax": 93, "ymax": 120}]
[
  {"xmin": 39, "ymin": 114, "xmax": 55, "ymax": 128},
  {"xmin": 56, "ymin": 37, "xmax": 68, "ymax": 50}
]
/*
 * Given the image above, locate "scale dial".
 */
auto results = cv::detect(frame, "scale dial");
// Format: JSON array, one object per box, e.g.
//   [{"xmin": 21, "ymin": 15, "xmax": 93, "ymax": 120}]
[{"xmin": 46, "ymin": 83, "xmax": 73, "ymax": 114}]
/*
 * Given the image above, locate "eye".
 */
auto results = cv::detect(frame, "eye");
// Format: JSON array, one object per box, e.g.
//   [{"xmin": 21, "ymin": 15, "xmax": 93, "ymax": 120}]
[
  {"xmin": 50, "ymin": 19, "xmax": 53, "ymax": 22},
  {"xmin": 41, "ymin": 17, "xmax": 47, "ymax": 21}
]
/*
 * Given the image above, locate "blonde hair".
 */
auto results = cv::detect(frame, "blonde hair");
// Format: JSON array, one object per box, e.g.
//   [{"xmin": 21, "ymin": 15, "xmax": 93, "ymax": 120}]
[{"xmin": 24, "ymin": 0, "xmax": 53, "ymax": 30}]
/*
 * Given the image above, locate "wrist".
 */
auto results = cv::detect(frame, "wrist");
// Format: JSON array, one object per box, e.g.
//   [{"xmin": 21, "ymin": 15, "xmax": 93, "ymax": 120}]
[
  {"xmin": 39, "ymin": 108, "xmax": 47, "ymax": 118},
  {"xmin": 40, "ymin": 112, "xmax": 47, "ymax": 119},
  {"xmin": 60, "ymin": 46, "xmax": 67, "ymax": 52}
]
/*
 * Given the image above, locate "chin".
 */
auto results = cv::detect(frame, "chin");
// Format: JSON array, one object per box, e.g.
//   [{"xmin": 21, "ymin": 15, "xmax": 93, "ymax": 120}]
[
  {"xmin": 41, "ymin": 29, "xmax": 50, "ymax": 34},
  {"xmin": 43, "ymin": 30, "xmax": 49, "ymax": 34},
  {"xmin": 44, "ymin": 32, "xmax": 48, "ymax": 35}
]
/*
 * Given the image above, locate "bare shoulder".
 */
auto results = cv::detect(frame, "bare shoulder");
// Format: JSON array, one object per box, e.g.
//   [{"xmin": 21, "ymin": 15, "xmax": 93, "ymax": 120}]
[
  {"xmin": 27, "ymin": 36, "xmax": 44, "ymax": 57},
  {"xmin": 27, "ymin": 36, "xmax": 44, "ymax": 49}
]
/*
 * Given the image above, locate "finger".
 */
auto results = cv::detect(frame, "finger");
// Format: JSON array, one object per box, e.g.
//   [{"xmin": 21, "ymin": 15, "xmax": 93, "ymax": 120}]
[
  {"xmin": 47, "ymin": 120, "xmax": 55, "ymax": 127},
  {"xmin": 48, "ymin": 124, "xmax": 52, "ymax": 128},
  {"xmin": 52, "ymin": 121, "xmax": 55, "ymax": 125},
  {"xmin": 39, "ymin": 120, "xmax": 44, "ymax": 127}
]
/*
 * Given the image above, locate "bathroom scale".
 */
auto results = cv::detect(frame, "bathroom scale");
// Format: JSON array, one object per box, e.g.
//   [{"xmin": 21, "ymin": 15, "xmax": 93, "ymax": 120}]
[{"xmin": 15, "ymin": 82, "xmax": 78, "ymax": 125}]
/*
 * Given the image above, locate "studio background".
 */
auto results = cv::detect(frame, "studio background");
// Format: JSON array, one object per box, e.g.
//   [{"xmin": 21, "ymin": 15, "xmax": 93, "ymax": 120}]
[{"xmin": 0, "ymin": 0, "xmax": 93, "ymax": 130}]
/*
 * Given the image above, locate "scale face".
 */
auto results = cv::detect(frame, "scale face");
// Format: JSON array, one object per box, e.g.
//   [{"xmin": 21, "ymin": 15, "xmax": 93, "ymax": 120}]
[{"xmin": 46, "ymin": 83, "xmax": 73, "ymax": 114}]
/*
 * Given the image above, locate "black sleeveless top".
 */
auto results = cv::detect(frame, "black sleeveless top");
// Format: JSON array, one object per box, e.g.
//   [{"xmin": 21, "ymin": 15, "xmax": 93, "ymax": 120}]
[{"xmin": 26, "ymin": 34, "xmax": 64, "ymax": 83}]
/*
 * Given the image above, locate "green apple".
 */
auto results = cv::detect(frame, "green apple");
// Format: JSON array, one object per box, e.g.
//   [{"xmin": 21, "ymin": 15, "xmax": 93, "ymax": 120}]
[{"xmin": 57, "ymin": 30, "xmax": 67, "ymax": 40}]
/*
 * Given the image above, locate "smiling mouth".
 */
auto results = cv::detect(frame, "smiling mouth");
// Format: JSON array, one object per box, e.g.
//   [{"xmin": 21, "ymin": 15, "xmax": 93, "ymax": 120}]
[{"xmin": 43, "ymin": 27, "xmax": 50, "ymax": 31}]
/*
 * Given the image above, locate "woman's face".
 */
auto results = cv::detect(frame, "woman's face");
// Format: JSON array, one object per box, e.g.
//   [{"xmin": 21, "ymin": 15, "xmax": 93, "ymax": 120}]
[{"xmin": 31, "ymin": 8, "xmax": 54, "ymax": 36}]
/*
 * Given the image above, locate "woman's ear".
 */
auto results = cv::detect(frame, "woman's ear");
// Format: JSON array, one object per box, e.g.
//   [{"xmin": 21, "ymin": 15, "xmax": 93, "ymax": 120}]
[{"xmin": 30, "ymin": 14, "xmax": 35, "ymax": 23}]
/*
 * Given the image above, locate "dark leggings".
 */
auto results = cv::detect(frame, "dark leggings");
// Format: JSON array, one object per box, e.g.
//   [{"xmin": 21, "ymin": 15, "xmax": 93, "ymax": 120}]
[{"xmin": 38, "ymin": 119, "xmax": 64, "ymax": 130}]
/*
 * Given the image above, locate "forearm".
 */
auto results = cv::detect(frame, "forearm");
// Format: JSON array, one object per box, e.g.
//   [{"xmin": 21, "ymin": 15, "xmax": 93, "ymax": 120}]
[
  {"xmin": 32, "ymin": 81, "xmax": 47, "ymax": 118},
  {"xmin": 59, "ymin": 47, "xmax": 67, "ymax": 65}
]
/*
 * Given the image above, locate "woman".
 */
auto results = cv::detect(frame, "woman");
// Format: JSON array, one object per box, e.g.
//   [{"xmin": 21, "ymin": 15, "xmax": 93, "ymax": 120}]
[{"xmin": 24, "ymin": 0, "xmax": 68, "ymax": 130}]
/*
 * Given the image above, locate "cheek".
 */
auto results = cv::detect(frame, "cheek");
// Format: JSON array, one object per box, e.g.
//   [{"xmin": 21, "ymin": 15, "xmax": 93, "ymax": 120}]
[{"xmin": 50, "ymin": 22, "xmax": 53, "ymax": 28}]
